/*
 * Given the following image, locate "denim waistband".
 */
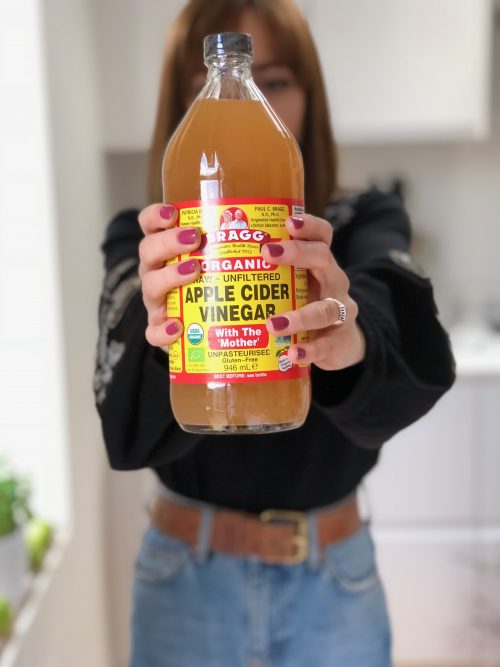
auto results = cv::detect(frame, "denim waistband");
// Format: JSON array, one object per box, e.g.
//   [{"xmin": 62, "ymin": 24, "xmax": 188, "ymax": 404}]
[{"xmin": 147, "ymin": 480, "xmax": 366, "ymax": 570}]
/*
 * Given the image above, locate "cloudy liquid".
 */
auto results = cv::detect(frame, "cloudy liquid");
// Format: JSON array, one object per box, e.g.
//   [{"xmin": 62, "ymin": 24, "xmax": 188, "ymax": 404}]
[{"xmin": 163, "ymin": 98, "xmax": 311, "ymax": 433}]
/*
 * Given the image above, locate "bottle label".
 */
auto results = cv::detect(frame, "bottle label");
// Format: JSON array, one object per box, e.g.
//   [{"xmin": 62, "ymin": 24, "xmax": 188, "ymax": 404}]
[{"xmin": 166, "ymin": 197, "xmax": 309, "ymax": 384}]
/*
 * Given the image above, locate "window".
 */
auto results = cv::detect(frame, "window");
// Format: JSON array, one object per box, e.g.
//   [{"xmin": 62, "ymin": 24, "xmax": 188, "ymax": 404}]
[{"xmin": 0, "ymin": 0, "xmax": 71, "ymax": 528}]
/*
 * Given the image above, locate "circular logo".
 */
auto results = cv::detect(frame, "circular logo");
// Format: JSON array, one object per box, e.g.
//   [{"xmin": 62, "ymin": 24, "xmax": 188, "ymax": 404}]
[
  {"xmin": 278, "ymin": 352, "xmax": 293, "ymax": 372},
  {"xmin": 186, "ymin": 323, "xmax": 204, "ymax": 345}
]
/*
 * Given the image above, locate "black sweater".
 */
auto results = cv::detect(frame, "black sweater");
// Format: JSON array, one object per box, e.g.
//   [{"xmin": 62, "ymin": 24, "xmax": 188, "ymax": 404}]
[{"xmin": 93, "ymin": 188, "xmax": 456, "ymax": 513}]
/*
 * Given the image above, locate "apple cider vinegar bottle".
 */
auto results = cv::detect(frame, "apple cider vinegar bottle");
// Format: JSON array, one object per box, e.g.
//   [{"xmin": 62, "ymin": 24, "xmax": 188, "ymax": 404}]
[{"xmin": 163, "ymin": 32, "xmax": 311, "ymax": 434}]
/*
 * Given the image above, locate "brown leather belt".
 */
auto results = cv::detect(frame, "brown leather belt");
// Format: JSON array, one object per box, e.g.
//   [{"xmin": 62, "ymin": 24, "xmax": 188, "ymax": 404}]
[{"xmin": 147, "ymin": 493, "xmax": 362, "ymax": 565}]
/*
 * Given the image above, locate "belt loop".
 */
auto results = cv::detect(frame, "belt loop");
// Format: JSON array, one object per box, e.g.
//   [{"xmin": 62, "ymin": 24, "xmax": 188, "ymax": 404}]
[
  {"xmin": 194, "ymin": 505, "xmax": 215, "ymax": 563},
  {"xmin": 306, "ymin": 511, "xmax": 321, "ymax": 571}
]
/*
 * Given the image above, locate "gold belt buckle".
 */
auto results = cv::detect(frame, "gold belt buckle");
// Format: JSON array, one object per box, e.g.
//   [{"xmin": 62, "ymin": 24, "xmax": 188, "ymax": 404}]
[{"xmin": 259, "ymin": 508, "xmax": 309, "ymax": 564}]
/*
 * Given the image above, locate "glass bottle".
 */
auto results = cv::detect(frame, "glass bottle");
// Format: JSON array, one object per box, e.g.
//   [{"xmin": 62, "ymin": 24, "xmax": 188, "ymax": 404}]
[{"xmin": 163, "ymin": 32, "xmax": 311, "ymax": 434}]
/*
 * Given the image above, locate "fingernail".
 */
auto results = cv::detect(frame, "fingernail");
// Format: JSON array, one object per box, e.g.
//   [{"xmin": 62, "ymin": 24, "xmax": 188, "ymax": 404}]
[
  {"xmin": 178, "ymin": 228, "xmax": 198, "ymax": 245},
  {"xmin": 166, "ymin": 322, "xmax": 178, "ymax": 335},
  {"xmin": 270, "ymin": 316, "xmax": 289, "ymax": 331},
  {"xmin": 266, "ymin": 243, "xmax": 284, "ymax": 258},
  {"xmin": 290, "ymin": 216, "xmax": 304, "ymax": 229},
  {"xmin": 160, "ymin": 205, "xmax": 175, "ymax": 220},
  {"xmin": 177, "ymin": 259, "xmax": 197, "ymax": 275},
  {"xmin": 296, "ymin": 347, "xmax": 306, "ymax": 360}
]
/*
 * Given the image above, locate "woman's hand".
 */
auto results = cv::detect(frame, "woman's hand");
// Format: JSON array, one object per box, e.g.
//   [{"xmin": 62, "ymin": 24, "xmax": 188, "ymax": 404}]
[
  {"xmin": 138, "ymin": 203, "xmax": 201, "ymax": 347},
  {"xmin": 261, "ymin": 214, "xmax": 366, "ymax": 371}
]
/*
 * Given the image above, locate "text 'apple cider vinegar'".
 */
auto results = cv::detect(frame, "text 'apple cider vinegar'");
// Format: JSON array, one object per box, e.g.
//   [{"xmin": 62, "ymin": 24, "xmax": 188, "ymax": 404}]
[{"xmin": 163, "ymin": 32, "xmax": 311, "ymax": 434}]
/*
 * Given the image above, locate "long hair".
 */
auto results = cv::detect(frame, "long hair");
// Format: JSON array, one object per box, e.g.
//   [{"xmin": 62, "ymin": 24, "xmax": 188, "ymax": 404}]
[{"xmin": 147, "ymin": 0, "xmax": 338, "ymax": 216}]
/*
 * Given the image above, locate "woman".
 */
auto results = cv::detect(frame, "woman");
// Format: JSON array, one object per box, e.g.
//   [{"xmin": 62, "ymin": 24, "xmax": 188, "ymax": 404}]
[{"xmin": 93, "ymin": 1, "xmax": 456, "ymax": 665}]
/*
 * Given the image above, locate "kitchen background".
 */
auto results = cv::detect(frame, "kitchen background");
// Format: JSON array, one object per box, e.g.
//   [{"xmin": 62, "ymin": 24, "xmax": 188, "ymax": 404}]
[{"xmin": 0, "ymin": 0, "xmax": 499, "ymax": 666}]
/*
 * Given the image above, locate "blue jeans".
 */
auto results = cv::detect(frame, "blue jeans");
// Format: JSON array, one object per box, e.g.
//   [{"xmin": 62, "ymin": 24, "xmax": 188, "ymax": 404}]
[{"xmin": 130, "ymin": 486, "xmax": 392, "ymax": 667}]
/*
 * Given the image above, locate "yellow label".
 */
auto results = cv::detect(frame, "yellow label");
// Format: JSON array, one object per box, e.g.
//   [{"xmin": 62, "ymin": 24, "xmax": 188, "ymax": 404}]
[{"xmin": 166, "ymin": 198, "xmax": 309, "ymax": 384}]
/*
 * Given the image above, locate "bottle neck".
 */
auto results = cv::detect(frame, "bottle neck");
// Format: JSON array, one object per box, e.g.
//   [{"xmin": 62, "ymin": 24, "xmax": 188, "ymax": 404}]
[
  {"xmin": 206, "ymin": 54, "xmax": 253, "ymax": 75},
  {"xmin": 203, "ymin": 55, "xmax": 259, "ymax": 102},
  {"xmin": 207, "ymin": 61, "xmax": 252, "ymax": 80}
]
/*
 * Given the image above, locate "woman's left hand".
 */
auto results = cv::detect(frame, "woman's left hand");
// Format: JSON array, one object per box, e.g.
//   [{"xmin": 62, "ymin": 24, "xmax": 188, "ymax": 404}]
[{"xmin": 261, "ymin": 214, "xmax": 366, "ymax": 371}]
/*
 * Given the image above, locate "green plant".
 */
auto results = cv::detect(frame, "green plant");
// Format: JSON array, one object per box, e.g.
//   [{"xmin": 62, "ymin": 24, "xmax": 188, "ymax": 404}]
[
  {"xmin": 0, "ymin": 456, "xmax": 33, "ymax": 537},
  {"xmin": 0, "ymin": 596, "xmax": 13, "ymax": 636},
  {"xmin": 25, "ymin": 518, "xmax": 53, "ymax": 572}
]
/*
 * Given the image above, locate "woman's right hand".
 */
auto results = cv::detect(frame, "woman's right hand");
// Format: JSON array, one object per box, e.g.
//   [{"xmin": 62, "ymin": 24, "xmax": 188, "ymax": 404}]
[{"xmin": 138, "ymin": 203, "xmax": 201, "ymax": 347}]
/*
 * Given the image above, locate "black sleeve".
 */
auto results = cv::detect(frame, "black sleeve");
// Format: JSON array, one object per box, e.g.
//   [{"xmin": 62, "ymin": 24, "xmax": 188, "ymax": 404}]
[
  {"xmin": 92, "ymin": 209, "xmax": 200, "ymax": 470},
  {"xmin": 311, "ymin": 189, "xmax": 456, "ymax": 449}
]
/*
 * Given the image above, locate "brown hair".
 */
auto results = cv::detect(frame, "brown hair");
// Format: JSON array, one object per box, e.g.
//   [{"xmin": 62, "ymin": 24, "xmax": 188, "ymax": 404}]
[{"xmin": 147, "ymin": 0, "xmax": 338, "ymax": 216}]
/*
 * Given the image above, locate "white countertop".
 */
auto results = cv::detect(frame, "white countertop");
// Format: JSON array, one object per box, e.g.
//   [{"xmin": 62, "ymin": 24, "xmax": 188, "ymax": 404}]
[{"xmin": 449, "ymin": 323, "xmax": 500, "ymax": 377}]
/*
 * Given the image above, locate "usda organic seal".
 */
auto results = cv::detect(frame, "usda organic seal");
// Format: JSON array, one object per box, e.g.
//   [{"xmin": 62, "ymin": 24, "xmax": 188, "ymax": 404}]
[{"xmin": 186, "ymin": 323, "xmax": 204, "ymax": 345}]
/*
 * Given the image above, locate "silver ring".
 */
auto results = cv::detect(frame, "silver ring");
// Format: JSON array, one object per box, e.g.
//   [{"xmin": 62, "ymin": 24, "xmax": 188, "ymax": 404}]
[{"xmin": 322, "ymin": 297, "xmax": 347, "ymax": 325}]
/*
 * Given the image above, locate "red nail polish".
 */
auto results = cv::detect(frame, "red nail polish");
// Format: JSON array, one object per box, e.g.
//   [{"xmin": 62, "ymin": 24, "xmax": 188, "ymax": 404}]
[
  {"xmin": 296, "ymin": 347, "xmax": 306, "ymax": 360},
  {"xmin": 160, "ymin": 205, "xmax": 175, "ymax": 220},
  {"xmin": 291, "ymin": 216, "xmax": 304, "ymax": 229},
  {"xmin": 178, "ymin": 259, "xmax": 197, "ymax": 275},
  {"xmin": 178, "ymin": 229, "xmax": 198, "ymax": 245},
  {"xmin": 266, "ymin": 243, "xmax": 284, "ymax": 258},
  {"xmin": 270, "ymin": 316, "xmax": 289, "ymax": 331},
  {"xmin": 166, "ymin": 322, "xmax": 178, "ymax": 335}
]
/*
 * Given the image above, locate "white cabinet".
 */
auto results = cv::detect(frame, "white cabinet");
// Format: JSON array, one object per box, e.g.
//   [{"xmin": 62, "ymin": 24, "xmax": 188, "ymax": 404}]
[
  {"xmin": 363, "ymin": 382, "xmax": 476, "ymax": 524},
  {"xmin": 363, "ymin": 347, "xmax": 500, "ymax": 527},
  {"xmin": 478, "ymin": 379, "xmax": 500, "ymax": 522},
  {"xmin": 306, "ymin": 0, "xmax": 493, "ymax": 143},
  {"xmin": 95, "ymin": 0, "xmax": 494, "ymax": 150}
]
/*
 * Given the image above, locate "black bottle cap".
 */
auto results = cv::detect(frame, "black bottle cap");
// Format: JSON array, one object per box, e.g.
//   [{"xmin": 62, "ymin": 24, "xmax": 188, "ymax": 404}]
[{"xmin": 203, "ymin": 32, "xmax": 253, "ymax": 60}]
